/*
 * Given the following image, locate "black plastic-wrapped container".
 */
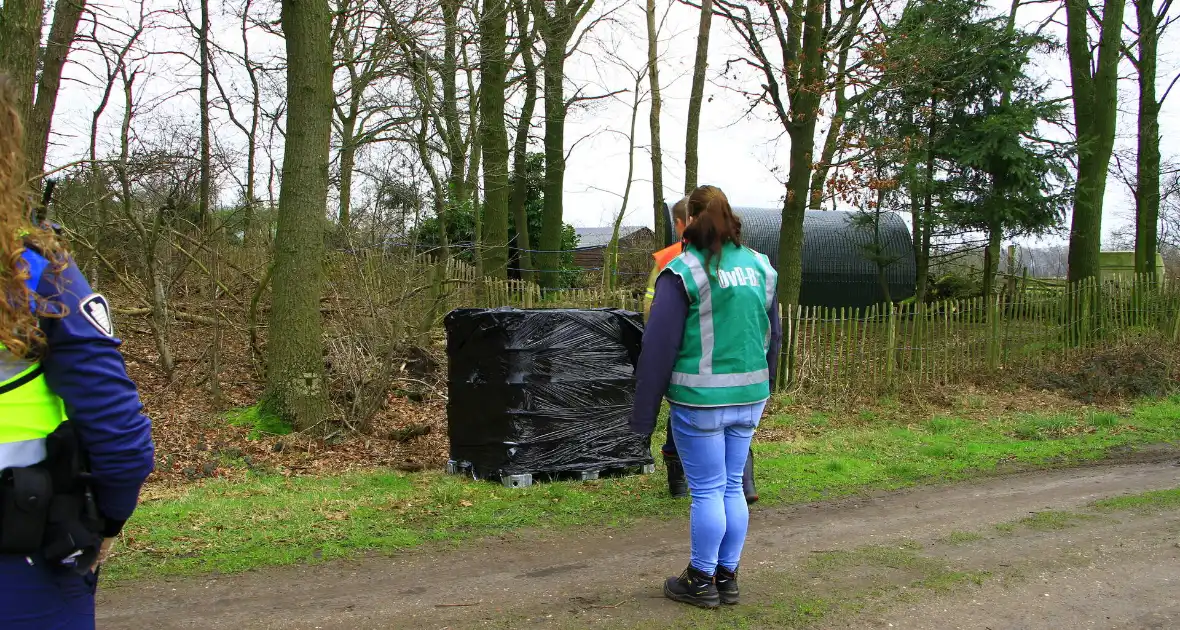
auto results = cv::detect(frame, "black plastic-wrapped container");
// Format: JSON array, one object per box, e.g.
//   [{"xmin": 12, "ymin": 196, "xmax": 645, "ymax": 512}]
[{"xmin": 444, "ymin": 307, "xmax": 654, "ymax": 480}]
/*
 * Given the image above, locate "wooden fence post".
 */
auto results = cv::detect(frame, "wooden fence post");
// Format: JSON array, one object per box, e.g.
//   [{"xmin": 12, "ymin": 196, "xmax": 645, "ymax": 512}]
[
  {"xmin": 986, "ymin": 294, "xmax": 1001, "ymax": 371},
  {"xmin": 885, "ymin": 303, "xmax": 897, "ymax": 389},
  {"xmin": 776, "ymin": 303, "xmax": 788, "ymax": 392}
]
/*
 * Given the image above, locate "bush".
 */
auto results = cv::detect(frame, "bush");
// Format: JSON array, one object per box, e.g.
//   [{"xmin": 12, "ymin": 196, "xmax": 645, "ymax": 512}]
[
  {"xmin": 928, "ymin": 270, "xmax": 982, "ymax": 301},
  {"xmin": 1038, "ymin": 340, "xmax": 1178, "ymax": 402}
]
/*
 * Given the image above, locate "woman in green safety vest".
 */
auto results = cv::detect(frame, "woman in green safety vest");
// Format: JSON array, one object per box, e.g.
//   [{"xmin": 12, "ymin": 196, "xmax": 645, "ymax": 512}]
[
  {"xmin": 631, "ymin": 185, "xmax": 781, "ymax": 609},
  {"xmin": 644, "ymin": 198, "xmax": 759, "ymax": 505},
  {"xmin": 0, "ymin": 75, "xmax": 155, "ymax": 629}
]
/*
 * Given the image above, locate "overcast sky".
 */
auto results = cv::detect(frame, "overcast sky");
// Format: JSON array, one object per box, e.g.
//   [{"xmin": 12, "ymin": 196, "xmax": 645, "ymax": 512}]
[{"xmin": 43, "ymin": 0, "xmax": 1180, "ymax": 248}]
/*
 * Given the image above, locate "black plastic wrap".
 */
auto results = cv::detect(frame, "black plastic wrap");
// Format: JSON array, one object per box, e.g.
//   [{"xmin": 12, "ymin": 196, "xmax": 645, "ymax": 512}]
[{"xmin": 445, "ymin": 307, "xmax": 654, "ymax": 479}]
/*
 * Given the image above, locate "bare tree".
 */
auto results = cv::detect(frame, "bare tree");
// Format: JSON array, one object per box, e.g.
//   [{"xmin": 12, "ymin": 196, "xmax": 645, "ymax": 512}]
[
  {"xmin": 509, "ymin": 0, "xmax": 539, "ymax": 282},
  {"xmin": 113, "ymin": 67, "xmax": 177, "ymax": 376},
  {"xmin": 683, "ymin": 0, "xmax": 712, "ymax": 195},
  {"xmin": 645, "ymin": 0, "xmax": 668, "ymax": 239},
  {"xmin": 331, "ymin": 0, "xmax": 416, "ymax": 232},
  {"xmin": 27, "ymin": 0, "xmax": 88, "ymax": 187},
  {"xmin": 1125, "ymin": 0, "xmax": 1178, "ymax": 279},
  {"xmin": 1064, "ymin": 0, "xmax": 1126, "ymax": 282},
  {"xmin": 600, "ymin": 44, "xmax": 647, "ymax": 290},
  {"xmin": 209, "ymin": 0, "xmax": 266, "ymax": 245},
  {"xmin": 532, "ymin": 0, "xmax": 595, "ymax": 287},
  {"xmin": 79, "ymin": 0, "xmax": 153, "ymax": 223},
  {"xmin": 807, "ymin": 0, "xmax": 874, "ymax": 211},
  {"xmin": 713, "ymin": 0, "xmax": 834, "ymax": 305}
]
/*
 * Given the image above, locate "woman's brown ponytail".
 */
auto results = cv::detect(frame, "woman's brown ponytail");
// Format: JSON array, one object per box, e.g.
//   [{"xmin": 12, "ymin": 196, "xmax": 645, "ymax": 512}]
[{"xmin": 682, "ymin": 185, "xmax": 742, "ymax": 274}]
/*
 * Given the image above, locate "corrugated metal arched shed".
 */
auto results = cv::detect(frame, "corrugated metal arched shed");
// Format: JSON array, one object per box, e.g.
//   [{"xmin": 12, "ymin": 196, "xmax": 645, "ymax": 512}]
[{"xmin": 662, "ymin": 204, "xmax": 916, "ymax": 308}]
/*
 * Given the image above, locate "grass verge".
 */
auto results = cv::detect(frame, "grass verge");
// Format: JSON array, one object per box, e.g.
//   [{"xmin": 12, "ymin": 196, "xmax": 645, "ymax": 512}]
[{"xmin": 108, "ymin": 396, "xmax": 1180, "ymax": 582}]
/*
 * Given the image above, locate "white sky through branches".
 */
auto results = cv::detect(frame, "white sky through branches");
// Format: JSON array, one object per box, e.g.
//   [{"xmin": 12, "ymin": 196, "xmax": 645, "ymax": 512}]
[{"xmin": 44, "ymin": 0, "xmax": 1179, "ymax": 248}]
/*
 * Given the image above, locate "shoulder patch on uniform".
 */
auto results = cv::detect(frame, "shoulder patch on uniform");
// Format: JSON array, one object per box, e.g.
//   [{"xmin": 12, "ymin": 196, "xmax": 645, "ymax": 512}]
[{"xmin": 79, "ymin": 294, "xmax": 114, "ymax": 337}]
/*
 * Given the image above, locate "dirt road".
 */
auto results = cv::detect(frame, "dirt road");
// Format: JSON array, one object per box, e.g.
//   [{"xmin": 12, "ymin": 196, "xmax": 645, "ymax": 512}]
[{"xmin": 99, "ymin": 458, "xmax": 1180, "ymax": 629}]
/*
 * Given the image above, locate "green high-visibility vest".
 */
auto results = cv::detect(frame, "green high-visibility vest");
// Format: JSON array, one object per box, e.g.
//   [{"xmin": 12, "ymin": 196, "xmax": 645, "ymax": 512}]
[
  {"xmin": 663, "ymin": 242, "xmax": 777, "ymax": 407},
  {"xmin": 0, "ymin": 352, "xmax": 68, "ymax": 470},
  {"xmin": 0, "ymin": 237, "xmax": 69, "ymax": 469}
]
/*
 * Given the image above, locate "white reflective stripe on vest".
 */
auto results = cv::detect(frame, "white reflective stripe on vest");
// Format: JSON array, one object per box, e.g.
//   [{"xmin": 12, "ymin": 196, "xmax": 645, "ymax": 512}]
[
  {"xmin": 0, "ymin": 437, "xmax": 48, "ymax": 471},
  {"xmin": 0, "ymin": 356, "xmax": 37, "ymax": 383},
  {"xmin": 752, "ymin": 253, "xmax": 776, "ymax": 306},
  {"xmin": 670, "ymin": 368, "xmax": 770, "ymax": 388},
  {"xmin": 679, "ymin": 252, "xmax": 715, "ymax": 375}
]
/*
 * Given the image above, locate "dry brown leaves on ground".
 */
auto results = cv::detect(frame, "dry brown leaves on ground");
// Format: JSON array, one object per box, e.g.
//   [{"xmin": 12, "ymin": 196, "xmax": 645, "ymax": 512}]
[{"xmin": 117, "ymin": 311, "xmax": 449, "ymax": 489}]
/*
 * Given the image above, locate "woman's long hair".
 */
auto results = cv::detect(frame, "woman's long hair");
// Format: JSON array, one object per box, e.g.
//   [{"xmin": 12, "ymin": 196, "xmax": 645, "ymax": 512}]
[
  {"xmin": 682, "ymin": 184, "xmax": 742, "ymax": 274},
  {"xmin": 0, "ymin": 75, "xmax": 68, "ymax": 359}
]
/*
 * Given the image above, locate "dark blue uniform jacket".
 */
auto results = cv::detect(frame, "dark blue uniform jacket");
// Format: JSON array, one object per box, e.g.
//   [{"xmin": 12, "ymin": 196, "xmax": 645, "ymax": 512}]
[{"xmin": 20, "ymin": 248, "xmax": 155, "ymax": 534}]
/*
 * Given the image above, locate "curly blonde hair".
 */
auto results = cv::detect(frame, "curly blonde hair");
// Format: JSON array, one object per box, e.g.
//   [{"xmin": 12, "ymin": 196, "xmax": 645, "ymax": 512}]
[{"xmin": 0, "ymin": 74, "xmax": 69, "ymax": 359}]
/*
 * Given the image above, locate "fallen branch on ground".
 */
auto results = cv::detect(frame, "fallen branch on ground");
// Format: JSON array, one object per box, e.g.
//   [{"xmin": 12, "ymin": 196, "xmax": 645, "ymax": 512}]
[{"xmin": 115, "ymin": 307, "xmax": 217, "ymax": 326}]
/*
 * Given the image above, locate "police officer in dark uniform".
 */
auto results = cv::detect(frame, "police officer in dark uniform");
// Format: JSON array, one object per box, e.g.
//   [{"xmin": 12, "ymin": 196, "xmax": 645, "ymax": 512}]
[{"xmin": 0, "ymin": 75, "xmax": 155, "ymax": 629}]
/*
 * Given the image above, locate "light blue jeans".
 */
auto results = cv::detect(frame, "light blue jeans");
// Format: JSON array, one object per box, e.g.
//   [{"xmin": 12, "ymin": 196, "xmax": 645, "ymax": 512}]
[{"xmin": 670, "ymin": 401, "xmax": 765, "ymax": 575}]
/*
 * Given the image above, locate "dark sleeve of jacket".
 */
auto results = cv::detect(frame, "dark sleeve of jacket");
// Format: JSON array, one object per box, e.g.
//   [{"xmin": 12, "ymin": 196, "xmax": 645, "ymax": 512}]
[
  {"xmin": 767, "ymin": 290, "xmax": 782, "ymax": 386},
  {"xmin": 630, "ymin": 271, "xmax": 687, "ymax": 434},
  {"xmin": 37, "ymin": 258, "xmax": 155, "ymax": 536}
]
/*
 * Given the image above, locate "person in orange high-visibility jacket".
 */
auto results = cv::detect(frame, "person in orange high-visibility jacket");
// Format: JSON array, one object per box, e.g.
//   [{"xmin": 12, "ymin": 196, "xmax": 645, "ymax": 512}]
[{"xmin": 643, "ymin": 198, "xmax": 758, "ymax": 505}]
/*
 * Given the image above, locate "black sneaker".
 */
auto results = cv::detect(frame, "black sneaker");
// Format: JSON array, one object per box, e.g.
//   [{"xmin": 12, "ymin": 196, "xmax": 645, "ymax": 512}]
[
  {"xmin": 663, "ymin": 565, "xmax": 720, "ymax": 609},
  {"xmin": 715, "ymin": 565, "xmax": 739, "ymax": 605},
  {"xmin": 664, "ymin": 453, "xmax": 688, "ymax": 499}
]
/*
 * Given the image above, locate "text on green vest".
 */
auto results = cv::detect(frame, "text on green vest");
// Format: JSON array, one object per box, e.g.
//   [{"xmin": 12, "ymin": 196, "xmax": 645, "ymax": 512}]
[{"xmin": 663, "ymin": 243, "xmax": 777, "ymax": 407}]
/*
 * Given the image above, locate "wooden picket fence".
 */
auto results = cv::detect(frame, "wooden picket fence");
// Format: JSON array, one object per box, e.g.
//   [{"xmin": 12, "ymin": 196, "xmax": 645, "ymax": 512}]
[
  {"xmin": 778, "ymin": 274, "xmax": 1180, "ymax": 393},
  {"xmin": 427, "ymin": 260, "xmax": 1180, "ymax": 394},
  {"xmin": 428, "ymin": 258, "xmax": 642, "ymax": 314}
]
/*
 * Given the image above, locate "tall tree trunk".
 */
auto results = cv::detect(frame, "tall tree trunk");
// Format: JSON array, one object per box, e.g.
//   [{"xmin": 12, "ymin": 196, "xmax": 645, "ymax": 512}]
[
  {"xmin": 509, "ymin": 0, "xmax": 537, "ymax": 282},
  {"xmin": 409, "ymin": 60, "xmax": 450, "ymax": 261},
  {"xmin": 915, "ymin": 96, "xmax": 938, "ymax": 303},
  {"xmin": 874, "ymin": 186, "xmax": 893, "ymax": 304},
  {"xmin": 1135, "ymin": 0, "xmax": 1161, "ymax": 279},
  {"xmin": 199, "ymin": 0, "xmax": 222, "ymax": 399},
  {"xmin": 776, "ymin": 0, "xmax": 823, "ymax": 307},
  {"xmin": 605, "ymin": 73, "xmax": 643, "ymax": 290},
  {"xmin": 1064, "ymin": 0, "xmax": 1126, "ymax": 283},
  {"xmin": 441, "ymin": 0, "xmax": 467, "ymax": 208},
  {"xmin": 241, "ymin": 0, "xmax": 261, "ymax": 247},
  {"xmin": 533, "ymin": 0, "xmax": 593, "ymax": 288},
  {"xmin": 807, "ymin": 0, "xmax": 863, "ymax": 214},
  {"xmin": 537, "ymin": 42, "xmax": 567, "ymax": 287},
  {"xmin": 266, "ymin": 0, "xmax": 332, "ymax": 430},
  {"xmin": 479, "ymin": 0, "xmax": 510, "ymax": 279},
  {"xmin": 199, "ymin": 0, "xmax": 212, "ymax": 231},
  {"xmin": 118, "ymin": 70, "xmax": 174, "ymax": 375},
  {"xmin": 0, "ymin": 0, "xmax": 44, "ymax": 131},
  {"xmin": 684, "ymin": 0, "xmax": 712, "ymax": 195},
  {"xmin": 910, "ymin": 181, "xmax": 925, "ymax": 302},
  {"xmin": 90, "ymin": 31, "xmax": 139, "ymax": 226},
  {"xmin": 338, "ymin": 111, "xmax": 358, "ymax": 230},
  {"xmin": 982, "ymin": 219, "xmax": 1002, "ymax": 300},
  {"xmin": 243, "ymin": 111, "xmax": 259, "ymax": 245},
  {"xmin": 808, "ymin": 32, "xmax": 856, "ymax": 211},
  {"xmin": 646, "ymin": 0, "xmax": 665, "ymax": 239},
  {"xmin": 465, "ymin": 54, "xmax": 483, "ymax": 278},
  {"xmin": 27, "ymin": 0, "xmax": 86, "ymax": 187}
]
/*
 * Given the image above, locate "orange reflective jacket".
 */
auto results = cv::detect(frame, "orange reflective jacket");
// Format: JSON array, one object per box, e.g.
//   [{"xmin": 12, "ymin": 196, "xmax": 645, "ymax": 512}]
[
  {"xmin": 643, "ymin": 242, "xmax": 684, "ymax": 319},
  {"xmin": 651, "ymin": 242, "xmax": 683, "ymax": 272}
]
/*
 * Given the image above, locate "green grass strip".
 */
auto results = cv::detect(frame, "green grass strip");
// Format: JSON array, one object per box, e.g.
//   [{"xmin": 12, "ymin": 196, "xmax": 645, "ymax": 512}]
[{"xmin": 108, "ymin": 396, "xmax": 1180, "ymax": 582}]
